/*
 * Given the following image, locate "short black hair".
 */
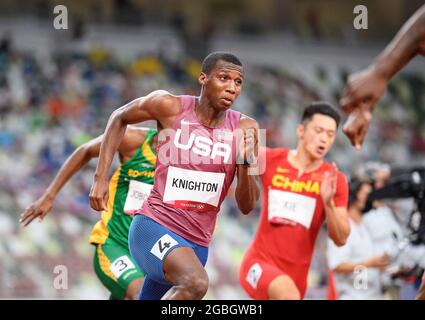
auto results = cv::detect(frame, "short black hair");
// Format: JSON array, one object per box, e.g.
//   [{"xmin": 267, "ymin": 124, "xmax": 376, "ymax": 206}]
[
  {"xmin": 348, "ymin": 177, "xmax": 370, "ymax": 207},
  {"xmin": 201, "ymin": 52, "xmax": 243, "ymax": 74},
  {"xmin": 301, "ymin": 101, "xmax": 341, "ymax": 128}
]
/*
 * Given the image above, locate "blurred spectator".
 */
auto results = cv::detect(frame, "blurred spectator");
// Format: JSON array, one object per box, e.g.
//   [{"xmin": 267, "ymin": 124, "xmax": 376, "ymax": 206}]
[
  {"xmin": 0, "ymin": 31, "xmax": 12, "ymax": 55},
  {"xmin": 2, "ymin": 31, "xmax": 425, "ymax": 298},
  {"xmin": 360, "ymin": 162, "xmax": 405, "ymax": 299},
  {"xmin": 327, "ymin": 178, "xmax": 389, "ymax": 299}
]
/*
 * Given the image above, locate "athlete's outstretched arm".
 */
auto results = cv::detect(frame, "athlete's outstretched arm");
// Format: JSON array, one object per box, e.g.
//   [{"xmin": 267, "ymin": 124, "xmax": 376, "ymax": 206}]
[
  {"xmin": 340, "ymin": 4, "xmax": 425, "ymax": 148},
  {"xmin": 321, "ymin": 163, "xmax": 350, "ymax": 246},
  {"xmin": 89, "ymin": 90, "xmax": 178, "ymax": 211},
  {"xmin": 332, "ymin": 255, "xmax": 390, "ymax": 274},
  {"xmin": 19, "ymin": 136, "xmax": 102, "ymax": 227},
  {"xmin": 235, "ymin": 117, "xmax": 260, "ymax": 215},
  {"xmin": 20, "ymin": 127, "xmax": 148, "ymax": 226}
]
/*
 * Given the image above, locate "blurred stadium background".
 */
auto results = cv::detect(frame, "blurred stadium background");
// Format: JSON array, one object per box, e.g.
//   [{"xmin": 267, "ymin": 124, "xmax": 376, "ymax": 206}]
[{"xmin": 1, "ymin": 0, "xmax": 425, "ymax": 299}]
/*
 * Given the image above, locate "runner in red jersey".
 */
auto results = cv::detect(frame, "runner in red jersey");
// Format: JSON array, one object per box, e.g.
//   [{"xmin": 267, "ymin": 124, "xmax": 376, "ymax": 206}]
[{"xmin": 239, "ymin": 102, "xmax": 350, "ymax": 300}]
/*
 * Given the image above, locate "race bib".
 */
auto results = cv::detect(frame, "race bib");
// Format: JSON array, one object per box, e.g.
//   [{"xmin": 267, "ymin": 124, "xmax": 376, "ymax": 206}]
[
  {"xmin": 268, "ymin": 189, "xmax": 316, "ymax": 229},
  {"xmin": 246, "ymin": 263, "xmax": 263, "ymax": 289},
  {"xmin": 123, "ymin": 180, "xmax": 153, "ymax": 215},
  {"xmin": 163, "ymin": 166, "xmax": 225, "ymax": 211},
  {"xmin": 110, "ymin": 255, "xmax": 136, "ymax": 278},
  {"xmin": 150, "ymin": 234, "xmax": 179, "ymax": 261}
]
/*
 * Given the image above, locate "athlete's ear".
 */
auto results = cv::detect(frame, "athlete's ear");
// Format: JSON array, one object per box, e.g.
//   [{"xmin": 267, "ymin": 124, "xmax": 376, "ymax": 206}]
[
  {"xmin": 198, "ymin": 72, "xmax": 207, "ymax": 86},
  {"xmin": 296, "ymin": 124, "xmax": 305, "ymax": 139}
]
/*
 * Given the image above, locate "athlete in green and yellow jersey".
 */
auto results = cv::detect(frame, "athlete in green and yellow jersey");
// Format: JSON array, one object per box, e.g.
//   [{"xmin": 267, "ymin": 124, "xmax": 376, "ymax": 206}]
[{"xmin": 20, "ymin": 126, "xmax": 157, "ymax": 299}]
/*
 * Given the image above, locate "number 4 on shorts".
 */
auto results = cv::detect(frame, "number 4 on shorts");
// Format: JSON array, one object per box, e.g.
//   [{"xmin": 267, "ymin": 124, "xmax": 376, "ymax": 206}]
[{"xmin": 150, "ymin": 234, "xmax": 178, "ymax": 260}]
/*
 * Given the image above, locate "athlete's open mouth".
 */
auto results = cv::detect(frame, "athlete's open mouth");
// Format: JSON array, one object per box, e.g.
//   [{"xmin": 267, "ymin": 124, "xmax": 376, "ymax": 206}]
[{"xmin": 317, "ymin": 146, "xmax": 325, "ymax": 154}]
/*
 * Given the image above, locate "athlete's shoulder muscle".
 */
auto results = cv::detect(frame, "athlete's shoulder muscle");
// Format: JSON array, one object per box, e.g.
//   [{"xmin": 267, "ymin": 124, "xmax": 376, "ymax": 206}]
[
  {"xmin": 115, "ymin": 90, "xmax": 181, "ymax": 127},
  {"xmin": 139, "ymin": 90, "xmax": 181, "ymax": 127},
  {"xmin": 336, "ymin": 170, "xmax": 348, "ymax": 187},
  {"xmin": 117, "ymin": 126, "xmax": 151, "ymax": 159}
]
